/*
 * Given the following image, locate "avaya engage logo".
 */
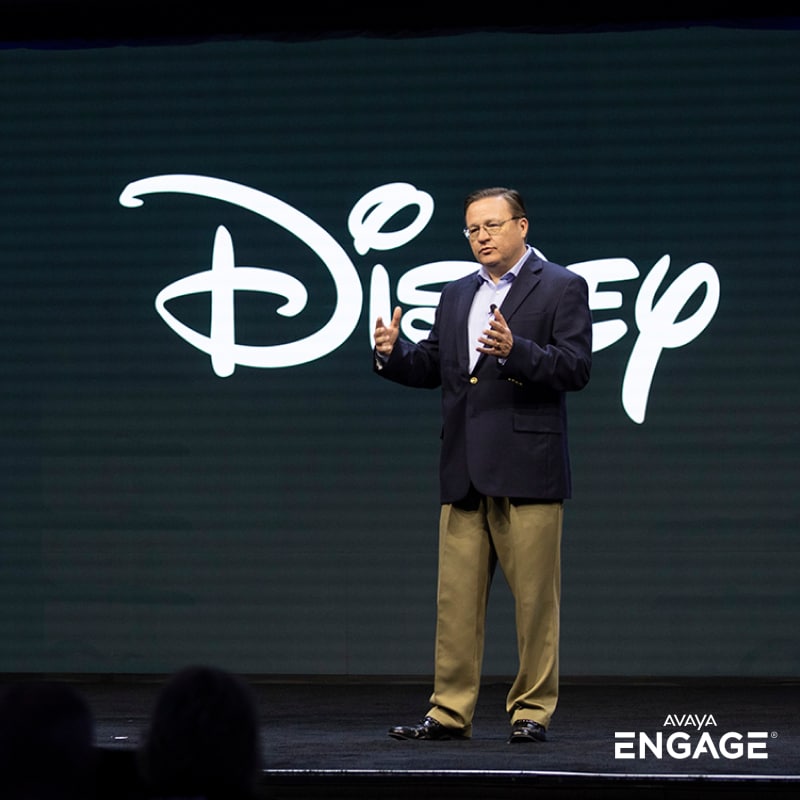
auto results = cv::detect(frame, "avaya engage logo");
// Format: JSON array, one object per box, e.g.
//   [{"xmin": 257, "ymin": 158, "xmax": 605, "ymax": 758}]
[
  {"xmin": 615, "ymin": 714, "xmax": 773, "ymax": 761},
  {"xmin": 119, "ymin": 175, "xmax": 721, "ymax": 424}
]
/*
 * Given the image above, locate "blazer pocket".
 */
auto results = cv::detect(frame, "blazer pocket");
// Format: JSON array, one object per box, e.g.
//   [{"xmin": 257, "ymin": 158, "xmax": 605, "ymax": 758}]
[{"xmin": 512, "ymin": 411, "xmax": 563, "ymax": 433}]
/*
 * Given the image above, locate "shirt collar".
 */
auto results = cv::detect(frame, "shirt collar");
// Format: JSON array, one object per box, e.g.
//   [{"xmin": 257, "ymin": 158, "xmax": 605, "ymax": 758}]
[{"xmin": 476, "ymin": 244, "xmax": 532, "ymax": 286}]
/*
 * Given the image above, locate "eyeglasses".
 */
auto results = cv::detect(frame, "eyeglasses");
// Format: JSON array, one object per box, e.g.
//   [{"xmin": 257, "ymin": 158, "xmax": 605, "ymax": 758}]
[{"xmin": 463, "ymin": 216, "xmax": 523, "ymax": 240}]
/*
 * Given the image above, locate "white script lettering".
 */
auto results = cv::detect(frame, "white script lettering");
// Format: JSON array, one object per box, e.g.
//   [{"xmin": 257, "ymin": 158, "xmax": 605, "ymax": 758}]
[
  {"xmin": 119, "ymin": 175, "xmax": 721, "ymax": 423},
  {"xmin": 120, "ymin": 174, "xmax": 362, "ymax": 373}
]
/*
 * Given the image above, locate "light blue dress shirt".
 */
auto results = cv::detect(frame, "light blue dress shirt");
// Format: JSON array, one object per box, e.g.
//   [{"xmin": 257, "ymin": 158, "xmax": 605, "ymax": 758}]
[{"xmin": 467, "ymin": 246, "xmax": 531, "ymax": 372}]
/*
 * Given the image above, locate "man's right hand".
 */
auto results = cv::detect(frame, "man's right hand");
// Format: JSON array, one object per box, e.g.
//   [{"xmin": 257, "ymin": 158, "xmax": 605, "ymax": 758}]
[{"xmin": 374, "ymin": 306, "xmax": 402, "ymax": 356}]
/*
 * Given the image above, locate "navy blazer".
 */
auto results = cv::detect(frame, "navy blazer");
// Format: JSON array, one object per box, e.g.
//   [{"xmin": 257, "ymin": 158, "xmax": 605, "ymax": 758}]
[{"xmin": 377, "ymin": 251, "xmax": 592, "ymax": 503}]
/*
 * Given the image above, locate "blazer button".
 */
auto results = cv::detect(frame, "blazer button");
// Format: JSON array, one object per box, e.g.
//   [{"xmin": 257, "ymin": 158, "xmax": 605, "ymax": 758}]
[{"xmin": 469, "ymin": 376, "xmax": 478, "ymax": 384}]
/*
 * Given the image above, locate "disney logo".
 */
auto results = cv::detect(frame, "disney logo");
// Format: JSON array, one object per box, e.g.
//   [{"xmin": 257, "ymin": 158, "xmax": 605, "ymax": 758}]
[{"xmin": 119, "ymin": 175, "xmax": 720, "ymax": 424}]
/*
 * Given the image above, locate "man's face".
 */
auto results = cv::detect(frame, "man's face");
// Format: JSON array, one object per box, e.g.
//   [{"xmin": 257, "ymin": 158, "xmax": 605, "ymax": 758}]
[{"xmin": 465, "ymin": 196, "xmax": 528, "ymax": 277}]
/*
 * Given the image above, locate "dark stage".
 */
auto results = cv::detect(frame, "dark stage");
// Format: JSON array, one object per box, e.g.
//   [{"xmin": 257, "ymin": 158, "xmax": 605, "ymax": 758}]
[{"xmin": 28, "ymin": 677, "xmax": 796, "ymax": 799}]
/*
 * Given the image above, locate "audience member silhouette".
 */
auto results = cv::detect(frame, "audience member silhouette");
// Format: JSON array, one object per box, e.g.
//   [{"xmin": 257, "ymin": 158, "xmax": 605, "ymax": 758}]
[
  {"xmin": 0, "ymin": 680, "xmax": 96, "ymax": 800},
  {"xmin": 140, "ymin": 665, "xmax": 262, "ymax": 800}
]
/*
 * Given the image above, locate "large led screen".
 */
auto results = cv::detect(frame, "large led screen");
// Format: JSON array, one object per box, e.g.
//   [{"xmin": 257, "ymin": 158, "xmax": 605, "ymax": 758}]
[{"xmin": 1, "ymin": 25, "xmax": 798, "ymax": 676}]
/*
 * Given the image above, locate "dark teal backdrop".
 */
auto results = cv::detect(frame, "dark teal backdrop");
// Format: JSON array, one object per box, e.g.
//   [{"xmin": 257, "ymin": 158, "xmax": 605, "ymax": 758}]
[{"xmin": 1, "ymin": 26, "xmax": 798, "ymax": 676}]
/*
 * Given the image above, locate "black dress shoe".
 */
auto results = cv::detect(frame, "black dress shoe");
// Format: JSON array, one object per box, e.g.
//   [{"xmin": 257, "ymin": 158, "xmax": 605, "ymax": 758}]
[
  {"xmin": 388, "ymin": 716, "xmax": 466, "ymax": 740},
  {"xmin": 508, "ymin": 719, "xmax": 547, "ymax": 743}
]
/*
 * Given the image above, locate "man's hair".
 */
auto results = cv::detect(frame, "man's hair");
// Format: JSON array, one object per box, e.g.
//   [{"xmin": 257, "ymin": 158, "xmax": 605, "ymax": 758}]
[{"xmin": 464, "ymin": 187, "xmax": 527, "ymax": 219}]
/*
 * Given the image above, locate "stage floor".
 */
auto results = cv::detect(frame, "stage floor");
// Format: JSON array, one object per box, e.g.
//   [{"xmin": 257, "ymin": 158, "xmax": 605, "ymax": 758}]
[
  {"xmin": 8, "ymin": 676, "xmax": 799, "ymax": 798},
  {"xmin": 84, "ymin": 677, "xmax": 800, "ymax": 797}
]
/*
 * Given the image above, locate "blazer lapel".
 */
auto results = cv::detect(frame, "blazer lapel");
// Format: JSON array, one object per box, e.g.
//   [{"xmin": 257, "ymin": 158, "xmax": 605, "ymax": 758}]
[{"xmin": 498, "ymin": 252, "xmax": 542, "ymax": 321}]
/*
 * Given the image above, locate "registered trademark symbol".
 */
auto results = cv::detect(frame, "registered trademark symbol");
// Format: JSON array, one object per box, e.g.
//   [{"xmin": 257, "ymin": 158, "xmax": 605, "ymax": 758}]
[{"xmin": 771, "ymin": 731, "xmax": 778, "ymax": 738}]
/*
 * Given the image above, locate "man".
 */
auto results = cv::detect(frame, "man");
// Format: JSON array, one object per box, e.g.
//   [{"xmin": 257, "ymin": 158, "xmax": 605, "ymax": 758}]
[{"xmin": 373, "ymin": 187, "xmax": 592, "ymax": 743}]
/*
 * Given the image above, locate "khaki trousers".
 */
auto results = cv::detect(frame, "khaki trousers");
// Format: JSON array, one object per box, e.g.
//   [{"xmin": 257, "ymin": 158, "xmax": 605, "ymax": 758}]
[{"xmin": 426, "ymin": 496, "xmax": 563, "ymax": 735}]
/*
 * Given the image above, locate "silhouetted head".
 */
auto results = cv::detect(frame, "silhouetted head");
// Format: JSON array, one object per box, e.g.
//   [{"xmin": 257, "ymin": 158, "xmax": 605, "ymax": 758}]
[
  {"xmin": 0, "ymin": 681, "xmax": 95, "ymax": 799},
  {"xmin": 141, "ymin": 665, "xmax": 261, "ymax": 800}
]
